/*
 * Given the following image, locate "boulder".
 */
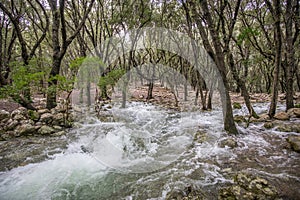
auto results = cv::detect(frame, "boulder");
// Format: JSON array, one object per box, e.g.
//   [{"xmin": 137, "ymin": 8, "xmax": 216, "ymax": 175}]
[
  {"xmin": 52, "ymin": 113, "xmax": 65, "ymax": 125},
  {"xmin": 0, "ymin": 110, "xmax": 10, "ymax": 121},
  {"xmin": 273, "ymin": 112, "xmax": 289, "ymax": 120},
  {"xmin": 293, "ymin": 108, "xmax": 300, "ymax": 117},
  {"xmin": 276, "ymin": 124, "xmax": 300, "ymax": 133},
  {"xmin": 287, "ymin": 135, "xmax": 300, "ymax": 153},
  {"xmin": 259, "ymin": 113, "xmax": 270, "ymax": 121},
  {"xmin": 15, "ymin": 124, "xmax": 36, "ymax": 136},
  {"xmin": 5, "ymin": 120, "xmax": 19, "ymax": 131},
  {"xmin": 38, "ymin": 125, "xmax": 55, "ymax": 135},
  {"xmin": 37, "ymin": 109, "xmax": 50, "ymax": 115},
  {"xmin": 11, "ymin": 107, "xmax": 27, "ymax": 118},
  {"xmin": 40, "ymin": 113, "xmax": 54, "ymax": 124},
  {"xmin": 13, "ymin": 114, "xmax": 27, "ymax": 121}
]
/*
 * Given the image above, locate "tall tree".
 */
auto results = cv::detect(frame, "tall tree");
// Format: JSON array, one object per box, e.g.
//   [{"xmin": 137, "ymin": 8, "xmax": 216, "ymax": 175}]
[
  {"xmin": 46, "ymin": 0, "xmax": 95, "ymax": 109},
  {"xmin": 186, "ymin": 0, "xmax": 238, "ymax": 134},
  {"xmin": 266, "ymin": 0, "xmax": 282, "ymax": 117}
]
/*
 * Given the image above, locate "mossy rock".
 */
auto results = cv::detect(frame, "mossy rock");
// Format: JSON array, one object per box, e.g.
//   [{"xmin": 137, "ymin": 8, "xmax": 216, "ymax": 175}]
[
  {"xmin": 28, "ymin": 110, "xmax": 40, "ymax": 121},
  {"xmin": 219, "ymin": 173, "xmax": 278, "ymax": 200},
  {"xmin": 263, "ymin": 122, "xmax": 274, "ymax": 129},
  {"xmin": 194, "ymin": 130, "xmax": 207, "ymax": 143},
  {"xmin": 234, "ymin": 115, "xmax": 246, "ymax": 123},
  {"xmin": 294, "ymin": 104, "xmax": 300, "ymax": 108},
  {"xmin": 233, "ymin": 102, "xmax": 242, "ymax": 109}
]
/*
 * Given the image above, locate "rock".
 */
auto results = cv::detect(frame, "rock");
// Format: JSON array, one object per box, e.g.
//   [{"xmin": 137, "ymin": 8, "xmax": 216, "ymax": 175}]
[
  {"xmin": 264, "ymin": 122, "xmax": 274, "ymax": 129},
  {"xmin": 37, "ymin": 109, "xmax": 50, "ymax": 115},
  {"xmin": 0, "ymin": 131, "xmax": 16, "ymax": 140},
  {"xmin": 5, "ymin": 120, "xmax": 19, "ymax": 131},
  {"xmin": 38, "ymin": 125, "xmax": 55, "ymax": 135},
  {"xmin": 40, "ymin": 113, "xmax": 53, "ymax": 124},
  {"xmin": 219, "ymin": 138, "xmax": 238, "ymax": 148},
  {"xmin": 293, "ymin": 108, "xmax": 300, "ymax": 117},
  {"xmin": 194, "ymin": 131, "xmax": 207, "ymax": 143},
  {"xmin": 13, "ymin": 114, "xmax": 27, "ymax": 120},
  {"xmin": 52, "ymin": 130, "xmax": 66, "ymax": 136},
  {"xmin": 0, "ymin": 110, "xmax": 10, "ymax": 121},
  {"xmin": 234, "ymin": 115, "xmax": 246, "ymax": 123},
  {"xmin": 286, "ymin": 135, "xmax": 300, "ymax": 153},
  {"xmin": 259, "ymin": 113, "xmax": 270, "ymax": 121},
  {"xmin": 15, "ymin": 124, "xmax": 36, "ymax": 136},
  {"xmin": 11, "ymin": 107, "xmax": 27, "ymax": 118},
  {"xmin": 219, "ymin": 173, "xmax": 278, "ymax": 200},
  {"xmin": 276, "ymin": 124, "xmax": 300, "ymax": 133},
  {"xmin": 233, "ymin": 102, "xmax": 242, "ymax": 109},
  {"xmin": 287, "ymin": 108, "xmax": 300, "ymax": 118},
  {"xmin": 28, "ymin": 110, "xmax": 40, "ymax": 121},
  {"xmin": 53, "ymin": 125, "xmax": 63, "ymax": 130},
  {"xmin": 52, "ymin": 113, "xmax": 65, "ymax": 125},
  {"xmin": 274, "ymin": 112, "xmax": 289, "ymax": 120}
]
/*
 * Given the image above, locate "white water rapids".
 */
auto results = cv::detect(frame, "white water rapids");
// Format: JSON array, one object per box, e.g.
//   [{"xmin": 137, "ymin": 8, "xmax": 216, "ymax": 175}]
[{"xmin": 0, "ymin": 102, "xmax": 299, "ymax": 199}]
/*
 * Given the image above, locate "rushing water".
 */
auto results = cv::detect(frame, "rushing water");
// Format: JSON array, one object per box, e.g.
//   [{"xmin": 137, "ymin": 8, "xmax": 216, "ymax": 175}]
[{"xmin": 0, "ymin": 102, "xmax": 299, "ymax": 199}]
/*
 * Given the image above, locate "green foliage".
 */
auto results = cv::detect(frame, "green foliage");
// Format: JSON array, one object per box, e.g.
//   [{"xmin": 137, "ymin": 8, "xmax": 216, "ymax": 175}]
[
  {"xmin": 0, "ymin": 62, "xmax": 44, "ymax": 98},
  {"xmin": 69, "ymin": 57, "xmax": 85, "ymax": 72},
  {"xmin": 98, "ymin": 69, "xmax": 126, "ymax": 89},
  {"xmin": 237, "ymin": 28, "xmax": 260, "ymax": 45}
]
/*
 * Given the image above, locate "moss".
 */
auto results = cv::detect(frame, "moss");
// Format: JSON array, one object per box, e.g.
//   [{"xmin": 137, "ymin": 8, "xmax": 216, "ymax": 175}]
[
  {"xmin": 233, "ymin": 102, "xmax": 242, "ymax": 109},
  {"xmin": 28, "ymin": 110, "xmax": 40, "ymax": 121}
]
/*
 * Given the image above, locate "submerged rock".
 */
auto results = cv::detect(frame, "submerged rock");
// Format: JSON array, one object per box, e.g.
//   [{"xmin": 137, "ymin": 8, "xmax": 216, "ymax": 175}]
[
  {"xmin": 276, "ymin": 124, "xmax": 300, "ymax": 133},
  {"xmin": 219, "ymin": 173, "xmax": 278, "ymax": 200},
  {"xmin": 219, "ymin": 138, "xmax": 238, "ymax": 149},
  {"xmin": 286, "ymin": 135, "xmax": 300, "ymax": 153},
  {"xmin": 166, "ymin": 186, "xmax": 205, "ymax": 200},
  {"xmin": 263, "ymin": 122, "xmax": 274, "ymax": 129}
]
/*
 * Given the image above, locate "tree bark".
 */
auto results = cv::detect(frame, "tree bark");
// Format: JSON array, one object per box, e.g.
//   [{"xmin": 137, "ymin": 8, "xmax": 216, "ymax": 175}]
[
  {"xmin": 285, "ymin": 0, "xmax": 295, "ymax": 110},
  {"xmin": 267, "ymin": 0, "xmax": 282, "ymax": 117},
  {"xmin": 199, "ymin": 0, "xmax": 238, "ymax": 134},
  {"xmin": 46, "ymin": 0, "xmax": 95, "ymax": 109}
]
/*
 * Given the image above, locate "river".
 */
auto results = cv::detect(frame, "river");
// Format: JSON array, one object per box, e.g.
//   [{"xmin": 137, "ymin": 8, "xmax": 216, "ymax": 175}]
[{"xmin": 0, "ymin": 102, "xmax": 299, "ymax": 199}]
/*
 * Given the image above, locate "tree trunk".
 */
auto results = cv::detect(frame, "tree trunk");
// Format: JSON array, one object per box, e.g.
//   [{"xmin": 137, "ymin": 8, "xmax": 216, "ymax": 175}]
[
  {"xmin": 199, "ymin": 0, "xmax": 238, "ymax": 134},
  {"xmin": 268, "ymin": 0, "xmax": 282, "ymax": 117},
  {"xmin": 228, "ymin": 52, "xmax": 259, "ymax": 118},
  {"xmin": 147, "ymin": 82, "xmax": 154, "ymax": 100},
  {"xmin": 285, "ymin": 0, "xmax": 295, "ymax": 110}
]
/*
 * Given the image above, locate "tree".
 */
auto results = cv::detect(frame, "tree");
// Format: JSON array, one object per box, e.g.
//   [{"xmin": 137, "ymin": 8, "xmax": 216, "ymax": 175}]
[
  {"xmin": 0, "ymin": 0, "xmax": 49, "ymax": 109},
  {"xmin": 46, "ymin": 0, "xmax": 95, "ymax": 109}
]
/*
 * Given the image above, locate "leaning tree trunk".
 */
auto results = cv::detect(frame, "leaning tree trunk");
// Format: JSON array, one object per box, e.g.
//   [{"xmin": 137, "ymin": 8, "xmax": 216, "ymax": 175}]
[
  {"xmin": 199, "ymin": 0, "xmax": 238, "ymax": 134},
  {"xmin": 228, "ymin": 53, "xmax": 259, "ymax": 118}
]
